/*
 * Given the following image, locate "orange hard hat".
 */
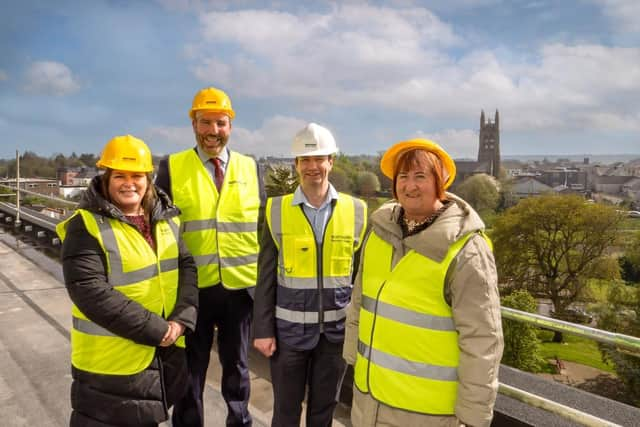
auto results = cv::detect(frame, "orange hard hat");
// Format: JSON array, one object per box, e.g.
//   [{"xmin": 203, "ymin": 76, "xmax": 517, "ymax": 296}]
[{"xmin": 380, "ymin": 138, "xmax": 456, "ymax": 189}]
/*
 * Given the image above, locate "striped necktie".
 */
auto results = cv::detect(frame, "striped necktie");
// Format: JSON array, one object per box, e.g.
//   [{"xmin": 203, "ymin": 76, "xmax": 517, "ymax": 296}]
[{"xmin": 211, "ymin": 157, "xmax": 224, "ymax": 191}]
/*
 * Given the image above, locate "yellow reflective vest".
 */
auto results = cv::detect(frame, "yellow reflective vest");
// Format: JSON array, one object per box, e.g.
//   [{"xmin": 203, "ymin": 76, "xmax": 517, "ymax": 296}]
[
  {"xmin": 266, "ymin": 193, "xmax": 367, "ymax": 348},
  {"xmin": 56, "ymin": 209, "xmax": 184, "ymax": 376},
  {"xmin": 354, "ymin": 230, "xmax": 485, "ymax": 415},
  {"xmin": 168, "ymin": 149, "xmax": 260, "ymax": 289}
]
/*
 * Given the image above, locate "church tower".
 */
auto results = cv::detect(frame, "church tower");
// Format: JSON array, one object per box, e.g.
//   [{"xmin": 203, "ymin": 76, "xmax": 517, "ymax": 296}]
[{"xmin": 478, "ymin": 110, "xmax": 501, "ymax": 178}]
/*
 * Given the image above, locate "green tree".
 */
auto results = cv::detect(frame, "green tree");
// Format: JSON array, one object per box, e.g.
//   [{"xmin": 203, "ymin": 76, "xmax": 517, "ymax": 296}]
[
  {"xmin": 497, "ymin": 176, "xmax": 516, "ymax": 211},
  {"xmin": 493, "ymin": 194, "xmax": 623, "ymax": 342},
  {"xmin": 596, "ymin": 285, "xmax": 640, "ymax": 406},
  {"xmin": 501, "ymin": 290, "xmax": 546, "ymax": 372},
  {"xmin": 455, "ymin": 173, "xmax": 500, "ymax": 216},
  {"xmin": 329, "ymin": 166, "xmax": 352, "ymax": 193},
  {"xmin": 53, "ymin": 153, "xmax": 67, "ymax": 168},
  {"xmin": 619, "ymin": 231, "xmax": 640, "ymax": 283},
  {"xmin": 265, "ymin": 165, "xmax": 298, "ymax": 196},
  {"xmin": 355, "ymin": 171, "xmax": 380, "ymax": 198},
  {"xmin": 79, "ymin": 153, "xmax": 98, "ymax": 167}
]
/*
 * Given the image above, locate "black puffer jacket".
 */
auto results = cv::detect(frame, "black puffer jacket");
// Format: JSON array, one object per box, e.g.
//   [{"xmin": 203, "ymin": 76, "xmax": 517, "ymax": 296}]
[{"xmin": 60, "ymin": 175, "xmax": 198, "ymax": 427}]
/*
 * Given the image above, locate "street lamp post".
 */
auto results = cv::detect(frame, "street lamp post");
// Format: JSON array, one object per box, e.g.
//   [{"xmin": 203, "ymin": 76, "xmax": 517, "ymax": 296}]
[{"xmin": 15, "ymin": 150, "xmax": 21, "ymax": 227}]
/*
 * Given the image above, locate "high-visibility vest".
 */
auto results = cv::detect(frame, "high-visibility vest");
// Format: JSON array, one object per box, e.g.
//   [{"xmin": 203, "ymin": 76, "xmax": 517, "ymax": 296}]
[
  {"xmin": 168, "ymin": 149, "xmax": 260, "ymax": 289},
  {"xmin": 56, "ymin": 209, "xmax": 184, "ymax": 375},
  {"xmin": 266, "ymin": 193, "xmax": 367, "ymax": 348},
  {"xmin": 354, "ymin": 230, "xmax": 488, "ymax": 415}
]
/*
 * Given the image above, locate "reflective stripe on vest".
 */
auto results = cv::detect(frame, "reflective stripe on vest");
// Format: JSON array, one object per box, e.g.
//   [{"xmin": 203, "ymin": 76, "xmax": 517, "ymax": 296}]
[
  {"xmin": 266, "ymin": 193, "xmax": 367, "ymax": 325},
  {"xmin": 56, "ymin": 210, "xmax": 185, "ymax": 375},
  {"xmin": 275, "ymin": 306, "xmax": 347, "ymax": 323},
  {"xmin": 354, "ymin": 230, "xmax": 487, "ymax": 415},
  {"xmin": 169, "ymin": 149, "xmax": 260, "ymax": 289}
]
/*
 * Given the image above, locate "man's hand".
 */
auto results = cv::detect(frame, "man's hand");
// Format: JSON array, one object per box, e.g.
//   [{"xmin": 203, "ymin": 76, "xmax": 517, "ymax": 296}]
[
  {"xmin": 253, "ymin": 337, "xmax": 277, "ymax": 357},
  {"xmin": 160, "ymin": 321, "xmax": 186, "ymax": 347}
]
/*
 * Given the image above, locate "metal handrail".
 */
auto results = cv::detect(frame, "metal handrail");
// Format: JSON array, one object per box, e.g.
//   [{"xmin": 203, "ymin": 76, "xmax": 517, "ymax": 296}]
[
  {"xmin": 499, "ymin": 383, "xmax": 621, "ymax": 427},
  {"xmin": 0, "ymin": 184, "xmax": 79, "ymax": 206},
  {"xmin": 0, "ymin": 202, "xmax": 59, "ymax": 232},
  {"xmin": 501, "ymin": 307, "xmax": 640, "ymax": 357},
  {"xmin": 499, "ymin": 306, "xmax": 639, "ymax": 425}
]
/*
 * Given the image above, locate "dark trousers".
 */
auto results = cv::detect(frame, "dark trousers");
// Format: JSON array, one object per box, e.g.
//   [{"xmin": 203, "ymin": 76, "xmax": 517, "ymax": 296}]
[
  {"xmin": 172, "ymin": 285, "xmax": 253, "ymax": 427},
  {"xmin": 269, "ymin": 335, "xmax": 346, "ymax": 427}
]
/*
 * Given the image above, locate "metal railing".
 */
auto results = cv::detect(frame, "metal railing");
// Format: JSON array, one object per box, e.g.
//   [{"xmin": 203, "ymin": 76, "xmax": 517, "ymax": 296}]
[
  {"xmin": 499, "ymin": 307, "xmax": 640, "ymax": 426},
  {"xmin": 499, "ymin": 383, "xmax": 621, "ymax": 427},
  {"xmin": 502, "ymin": 307, "xmax": 640, "ymax": 357},
  {"xmin": 0, "ymin": 183, "xmax": 79, "ymax": 207}
]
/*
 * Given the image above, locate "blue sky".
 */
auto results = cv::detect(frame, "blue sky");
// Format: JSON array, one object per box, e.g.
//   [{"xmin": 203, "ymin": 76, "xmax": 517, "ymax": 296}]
[{"xmin": 1, "ymin": 0, "xmax": 639, "ymax": 160}]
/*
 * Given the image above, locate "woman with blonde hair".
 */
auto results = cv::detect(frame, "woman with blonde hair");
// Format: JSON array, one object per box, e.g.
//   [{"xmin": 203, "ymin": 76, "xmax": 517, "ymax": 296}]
[{"xmin": 344, "ymin": 139, "xmax": 503, "ymax": 427}]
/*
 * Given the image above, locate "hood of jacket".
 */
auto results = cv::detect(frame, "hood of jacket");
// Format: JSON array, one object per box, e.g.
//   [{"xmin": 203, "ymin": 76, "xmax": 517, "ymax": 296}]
[
  {"xmin": 79, "ymin": 175, "xmax": 180, "ymax": 224},
  {"xmin": 369, "ymin": 192, "xmax": 485, "ymax": 263}
]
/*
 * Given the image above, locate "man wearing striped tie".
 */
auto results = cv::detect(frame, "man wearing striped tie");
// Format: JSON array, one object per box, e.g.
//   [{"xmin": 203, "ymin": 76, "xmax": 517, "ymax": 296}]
[{"xmin": 156, "ymin": 87, "xmax": 264, "ymax": 427}]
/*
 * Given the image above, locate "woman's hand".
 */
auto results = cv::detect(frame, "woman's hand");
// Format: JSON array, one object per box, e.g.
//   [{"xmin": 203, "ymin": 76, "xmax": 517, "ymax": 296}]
[{"xmin": 159, "ymin": 321, "xmax": 186, "ymax": 347}]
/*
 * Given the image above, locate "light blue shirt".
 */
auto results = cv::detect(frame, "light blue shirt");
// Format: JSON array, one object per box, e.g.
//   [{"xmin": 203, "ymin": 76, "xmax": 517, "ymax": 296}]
[
  {"xmin": 292, "ymin": 184, "xmax": 339, "ymax": 243},
  {"xmin": 196, "ymin": 145, "xmax": 229, "ymax": 181}
]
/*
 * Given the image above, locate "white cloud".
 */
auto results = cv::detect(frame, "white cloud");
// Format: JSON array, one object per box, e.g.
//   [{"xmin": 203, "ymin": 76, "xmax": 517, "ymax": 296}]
[
  {"xmin": 23, "ymin": 61, "xmax": 81, "ymax": 96},
  {"xmin": 0, "ymin": 70, "xmax": 8, "ymax": 81},
  {"xmin": 412, "ymin": 129, "xmax": 479, "ymax": 159},
  {"xmin": 504, "ymin": 44, "xmax": 640, "ymax": 131},
  {"xmin": 145, "ymin": 125, "xmax": 194, "ymax": 156},
  {"xmin": 145, "ymin": 115, "xmax": 308, "ymax": 158},
  {"xmin": 194, "ymin": 4, "xmax": 460, "ymax": 100},
  {"xmin": 232, "ymin": 115, "xmax": 308, "ymax": 158},
  {"xmin": 592, "ymin": 0, "xmax": 640, "ymax": 34},
  {"xmin": 183, "ymin": 3, "xmax": 640, "ymax": 141}
]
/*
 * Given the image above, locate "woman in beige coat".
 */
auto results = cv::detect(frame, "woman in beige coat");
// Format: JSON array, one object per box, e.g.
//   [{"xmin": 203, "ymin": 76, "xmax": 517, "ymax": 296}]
[{"xmin": 343, "ymin": 139, "xmax": 503, "ymax": 427}]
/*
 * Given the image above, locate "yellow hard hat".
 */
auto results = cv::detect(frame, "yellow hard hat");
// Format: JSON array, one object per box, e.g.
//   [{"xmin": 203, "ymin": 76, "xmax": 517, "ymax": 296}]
[
  {"xmin": 96, "ymin": 135, "xmax": 153, "ymax": 172},
  {"xmin": 380, "ymin": 138, "xmax": 456, "ymax": 189},
  {"xmin": 189, "ymin": 87, "xmax": 235, "ymax": 120}
]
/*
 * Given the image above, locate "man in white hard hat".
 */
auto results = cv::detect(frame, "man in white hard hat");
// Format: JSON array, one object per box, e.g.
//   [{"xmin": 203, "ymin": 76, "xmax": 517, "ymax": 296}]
[
  {"xmin": 156, "ymin": 87, "xmax": 264, "ymax": 427},
  {"xmin": 253, "ymin": 123, "xmax": 368, "ymax": 426}
]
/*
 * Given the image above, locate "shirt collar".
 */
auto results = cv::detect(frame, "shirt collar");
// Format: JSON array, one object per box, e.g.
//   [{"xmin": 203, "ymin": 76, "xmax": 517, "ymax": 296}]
[
  {"xmin": 196, "ymin": 145, "xmax": 229, "ymax": 166},
  {"xmin": 292, "ymin": 183, "xmax": 339, "ymax": 208}
]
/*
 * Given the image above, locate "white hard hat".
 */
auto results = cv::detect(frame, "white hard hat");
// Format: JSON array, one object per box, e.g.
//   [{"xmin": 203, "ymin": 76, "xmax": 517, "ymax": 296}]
[{"xmin": 291, "ymin": 123, "xmax": 339, "ymax": 157}]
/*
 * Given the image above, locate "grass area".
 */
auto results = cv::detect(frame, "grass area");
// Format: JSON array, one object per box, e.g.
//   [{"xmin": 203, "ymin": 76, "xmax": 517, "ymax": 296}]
[
  {"xmin": 583, "ymin": 280, "xmax": 639, "ymax": 305},
  {"xmin": 620, "ymin": 218, "xmax": 640, "ymax": 231},
  {"xmin": 538, "ymin": 330, "xmax": 615, "ymax": 373}
]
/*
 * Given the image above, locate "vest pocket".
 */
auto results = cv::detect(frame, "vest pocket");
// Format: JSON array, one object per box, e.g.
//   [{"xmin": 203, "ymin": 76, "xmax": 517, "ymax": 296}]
[
  {"xmin": 283, "ymin": 236, "xmax": 315, "ymax": 276},
  {"xmin": 330, "ymin": 257, "xmax": 352, "ymax": 276},
  {"xmin": 329, "ymin": 240, "xmax": 354, "ymax": 276}
]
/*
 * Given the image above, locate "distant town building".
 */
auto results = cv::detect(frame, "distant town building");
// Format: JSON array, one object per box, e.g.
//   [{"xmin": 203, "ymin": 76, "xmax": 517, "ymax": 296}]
[
  {"xmin": 593, "ymin": 175, "xmax": 636, "ymax": 195},
  {"xmin": 622, "ymin": 177, "xmax": 640, "ymax": 201},
  {"xmin": 537, "ymin": 168, "xmax": 587, "ymax": 192},
  {"xmin": 456, "ymin": 110, "xmax": 501, "ymax": 183},
  {"xmin": 57, "ymin": 166, "xmax": 98, "ymax": 186},
  {"xmin": 0, "ymin": 178, "xmax": 58, "ymax": 197},
  {"xmin": 56, "ymin": 166, "xmax": 98, "ymax": 199},
  {"xmin": 511, "ymin": 176, "xmax": 553, "ymax": 199},
  {"xmin": 257, "ymin": 156, "xmax": 295, "ymax": 176}
]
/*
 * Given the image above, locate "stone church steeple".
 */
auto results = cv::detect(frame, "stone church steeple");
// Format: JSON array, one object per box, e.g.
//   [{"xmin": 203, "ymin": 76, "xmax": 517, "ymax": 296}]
[{"xmin": 478, "ymin": 110, "xmax": 501, "ymax": 178}]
